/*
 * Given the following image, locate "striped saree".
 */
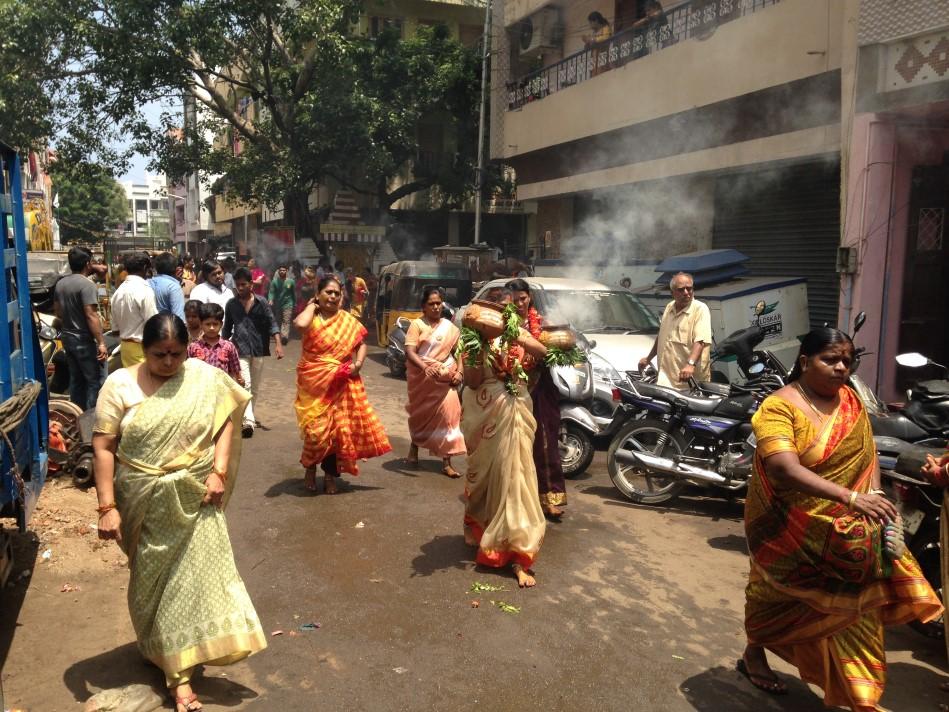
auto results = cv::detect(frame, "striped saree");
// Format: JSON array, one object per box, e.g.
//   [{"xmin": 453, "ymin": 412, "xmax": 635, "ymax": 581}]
[
  {"xmin": 294, "ymin": 309, "xmax": 391, "ymax": 473},
  {"xmin": 745, "ymin": 387, "xmax": 942, "ymax": 710}
]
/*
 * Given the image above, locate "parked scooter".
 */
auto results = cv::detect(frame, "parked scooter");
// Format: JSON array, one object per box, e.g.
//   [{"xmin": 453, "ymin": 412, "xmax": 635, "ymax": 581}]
[{"xmin": 895, "ymin": 352, "xmax": 949, "ymax": 439}]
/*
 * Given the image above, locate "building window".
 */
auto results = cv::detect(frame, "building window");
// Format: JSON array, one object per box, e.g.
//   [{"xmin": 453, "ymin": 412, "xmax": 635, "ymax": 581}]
[
  {"xmin": 917, "ymin": 208, "xmax": 945, "ymax": 251},
  {"xmin": 150, "ymin": 199, "xmax": 162, "ymax": 210},
  {"xmin": 369, "ymin": 16, "xmax": 403, "ymax": 38},
  {"xmin": 135, "ymin": 199, "xmax": 147, "ymax": 212}
]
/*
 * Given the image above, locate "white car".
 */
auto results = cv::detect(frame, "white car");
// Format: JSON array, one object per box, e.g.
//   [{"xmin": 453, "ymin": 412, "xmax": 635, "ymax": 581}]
[{"xmin": 467, "ymin": 277, "xmax": 659, "ymax": 384}]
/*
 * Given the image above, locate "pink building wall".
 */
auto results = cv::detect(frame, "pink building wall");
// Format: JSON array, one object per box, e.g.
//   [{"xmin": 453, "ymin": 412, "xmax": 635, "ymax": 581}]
[{"xmin": 843, "ymin": 112, "xmax": 949, "ymax": 401}]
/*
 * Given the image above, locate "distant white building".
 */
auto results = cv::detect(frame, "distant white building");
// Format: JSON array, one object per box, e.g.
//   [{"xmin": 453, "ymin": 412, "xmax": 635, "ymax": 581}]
[{"xmin": 121, "ymin": 173, "xmax": 171, "ymax": 247}]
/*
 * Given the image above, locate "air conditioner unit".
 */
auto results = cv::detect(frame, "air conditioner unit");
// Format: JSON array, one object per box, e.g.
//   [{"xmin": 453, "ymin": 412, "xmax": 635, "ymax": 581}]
[{"xmin": 519, "ymin": 7, "xmax": 562, "ymax": 57}]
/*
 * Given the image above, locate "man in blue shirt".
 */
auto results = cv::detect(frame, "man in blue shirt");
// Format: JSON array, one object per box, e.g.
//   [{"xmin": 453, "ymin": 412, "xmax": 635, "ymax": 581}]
[{"xmin": 148, "ymin": 252, "xmax": 186, "ymax": 320}]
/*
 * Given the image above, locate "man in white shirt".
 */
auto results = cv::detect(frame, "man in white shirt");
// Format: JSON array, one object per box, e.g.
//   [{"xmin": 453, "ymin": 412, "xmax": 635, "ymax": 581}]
[
  {"xmin": 111, "ymin": 251, "xmax": 158, "ymax": 367},
  {"xmin": 639, "ymin": 272, "xmax": 712, "ymax": 391},
  {"xmin": 190, "ymin": 260, "xmax": 235, "ymax": 308}
]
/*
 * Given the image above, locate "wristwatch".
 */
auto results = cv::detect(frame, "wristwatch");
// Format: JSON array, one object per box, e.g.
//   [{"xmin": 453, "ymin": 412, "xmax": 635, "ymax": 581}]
[{"xmin": 687, "ymin": 359, "xmax": 696, "ymax": 366}]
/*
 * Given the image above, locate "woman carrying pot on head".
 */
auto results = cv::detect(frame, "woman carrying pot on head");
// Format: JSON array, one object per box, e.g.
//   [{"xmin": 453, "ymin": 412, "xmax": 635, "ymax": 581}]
[
  {"xmin": 461, "ymin": 290, "xmax": 549, "ymax": 587},
  {"xmin": 92, "ymin": 313, "xmax": 266, "ymax": 712},
  {"xmin": 740, "ymin": 326, "xmax": 941, "ymax": 709},
  {"xmin": 404, "ymin": 286, "xmax": 466, "ymax": 477},
  {"xmin": 506, "ymin": 279, "xmax": 568, "ymax": 518},
  {"xmin": 294, "ymin": 276, "xmax": 391, "ymax": 494}
]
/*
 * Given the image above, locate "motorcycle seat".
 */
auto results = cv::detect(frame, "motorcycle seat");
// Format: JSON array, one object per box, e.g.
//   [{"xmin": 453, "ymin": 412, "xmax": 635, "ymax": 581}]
[{"xmin": 633, "ymin": 382, "xmax": 722, "ymax": 414}]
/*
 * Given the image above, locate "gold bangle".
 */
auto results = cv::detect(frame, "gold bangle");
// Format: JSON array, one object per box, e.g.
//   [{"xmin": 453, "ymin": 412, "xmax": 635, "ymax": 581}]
[
  {"xmin": 96, "ymin": 502, "xmax": 116, "ymax": 515},
  {"xmin": 211, "ymin": 467, "xmax": 228, "ymax": 482},
  {"xmin": 848, "ymin": 490, "xmax": 859, "ymax": 510}
]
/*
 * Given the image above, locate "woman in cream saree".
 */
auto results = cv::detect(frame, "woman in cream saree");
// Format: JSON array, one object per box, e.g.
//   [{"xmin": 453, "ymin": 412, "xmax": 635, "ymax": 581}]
[
  {"xmin": 742, "ymin": 328, "xmax": 941, "ymax": 710},
  {"xmin": 461, "ymin": 324, "xmax": 548, "ymax": 587},
  {"xmin": 93, "ymin": 314, "xmax": 266, "ymax": 712}
]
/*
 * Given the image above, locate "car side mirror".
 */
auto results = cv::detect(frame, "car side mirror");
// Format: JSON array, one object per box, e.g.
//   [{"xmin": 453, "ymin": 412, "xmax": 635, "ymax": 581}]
[{"xmin": 895, "ymin": 352, "xmax": 928, "ymax": 368}]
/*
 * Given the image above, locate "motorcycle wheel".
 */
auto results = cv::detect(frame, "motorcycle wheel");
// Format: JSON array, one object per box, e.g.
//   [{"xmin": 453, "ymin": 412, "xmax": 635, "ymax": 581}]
[
  {"xmin": 387, "ymin": 355, "xmax": 406, "ymax": 378},
  {"xmin": 607, "ymin": 418, "xmax": 687, "ymax": 505},
  {"xmin": 560, "ymin": 423, "xmax": 594, "ymax": 478},
  {"xmin": 908, "ymin": 537, "xmax": 944, "ymax": 640}
]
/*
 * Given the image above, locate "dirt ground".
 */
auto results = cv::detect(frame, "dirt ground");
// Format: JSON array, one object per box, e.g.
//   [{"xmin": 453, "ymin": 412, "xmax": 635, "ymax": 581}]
[{"xmin": 1, "ymin": 343, "xmax": 947, "ymax": 711}]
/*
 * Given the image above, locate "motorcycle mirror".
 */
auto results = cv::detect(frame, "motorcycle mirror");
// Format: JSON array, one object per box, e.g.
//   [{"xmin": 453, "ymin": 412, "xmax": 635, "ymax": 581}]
[
  {"xmin": 895, "ymin": 352, "xmax": 929, "ymax": 368},
  {"xmin": 587, "ymin": 339, "xmax": 597, "ymax": 350},
  {"xmin": 853, "ymin": 311, "xmax": 866, "ymax": 334}
]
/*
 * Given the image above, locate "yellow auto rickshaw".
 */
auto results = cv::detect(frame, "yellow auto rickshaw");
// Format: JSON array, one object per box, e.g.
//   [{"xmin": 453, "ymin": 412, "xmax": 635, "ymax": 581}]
[{"xmin": 374, "ymin": 261, "xmax": 472, "ymax": 346}]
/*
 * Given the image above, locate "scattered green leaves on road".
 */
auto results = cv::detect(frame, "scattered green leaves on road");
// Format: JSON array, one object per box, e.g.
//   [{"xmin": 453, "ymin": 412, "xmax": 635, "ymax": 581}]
[
  {"xmin": 490, "ymin": 600, "xmax": 521, "ymax": 615},
  {"xmin": 469, "ymin": 581, "xmax": 507, "ymax": 593}
]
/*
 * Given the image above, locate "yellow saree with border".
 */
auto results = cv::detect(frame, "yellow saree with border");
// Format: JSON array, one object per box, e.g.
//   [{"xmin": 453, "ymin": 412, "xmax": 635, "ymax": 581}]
[
  {"xmin": 94, "ymin": 359, "xmax": 267, "ymax": 686},
  {"xmin": 745, "ymin": 386, "xmax": 942, "ymax": 710}
]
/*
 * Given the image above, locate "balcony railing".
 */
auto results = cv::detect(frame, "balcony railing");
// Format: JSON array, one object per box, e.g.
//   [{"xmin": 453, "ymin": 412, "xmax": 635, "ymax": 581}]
[{"xmin": 506, "ymin": 0, "xmax": 781, "ymax": 111}]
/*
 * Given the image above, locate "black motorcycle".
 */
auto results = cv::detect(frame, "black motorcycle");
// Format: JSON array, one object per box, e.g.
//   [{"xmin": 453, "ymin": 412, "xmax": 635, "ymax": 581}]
[
  {"xmin": 607, "ymin": 326, "xmax": 783, "ymax": 505},
  {"xmin": 880, "ymin": 445, "xmax": 945, "ymax": 639}
]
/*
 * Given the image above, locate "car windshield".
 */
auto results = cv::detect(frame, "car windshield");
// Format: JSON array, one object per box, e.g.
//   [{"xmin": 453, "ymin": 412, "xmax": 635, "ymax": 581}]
[
  {"xmin": 390, "ymin": 278, "xmax": 472, "ymax": 311},
  {"xmin": 539, "ymin": 290, "xmax": 659, "ymax": 334}
]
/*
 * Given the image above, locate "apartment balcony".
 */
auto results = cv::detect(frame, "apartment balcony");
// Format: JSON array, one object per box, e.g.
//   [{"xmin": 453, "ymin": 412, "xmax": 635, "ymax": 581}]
[
  {"xmin": 496, "ymin": 0, "xmax": 842, "ymax": 163},
  {"xmin": 507, "ymin": 0, "xmax": 782, "ymax": 111}
]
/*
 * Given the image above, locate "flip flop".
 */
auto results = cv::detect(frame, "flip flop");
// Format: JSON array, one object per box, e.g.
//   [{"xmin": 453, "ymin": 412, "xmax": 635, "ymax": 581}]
[
  {"xmin": 174, "ymin": 692, "xmax": 203, "ymax": 712},
  {"xmin": 441, "ymin": 466, "xmax": 461, "ymax": 479},
  {"xmin": 736, "ymin": 658, "xmax": 788, "ymax": 695}
]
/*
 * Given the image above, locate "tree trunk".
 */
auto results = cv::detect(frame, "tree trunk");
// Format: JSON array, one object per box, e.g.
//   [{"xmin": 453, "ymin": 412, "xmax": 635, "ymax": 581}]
[{"xmin": 283, "ymin": 189, "xmax": 315, "ymax": 243}]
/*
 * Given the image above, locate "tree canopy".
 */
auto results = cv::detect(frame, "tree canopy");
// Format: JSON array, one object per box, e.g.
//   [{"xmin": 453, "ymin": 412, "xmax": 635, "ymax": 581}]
[
  {"xmin": 51, "ymin": 163, "xmax": 129, "ymax": 243},
  {"xmin": 2, "ymin": 0, "xmax": 487, "ymax": 240}
]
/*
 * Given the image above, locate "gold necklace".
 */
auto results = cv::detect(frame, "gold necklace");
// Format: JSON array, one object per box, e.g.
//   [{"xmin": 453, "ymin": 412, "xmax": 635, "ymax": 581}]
[{"xmin": 794, "ymin": 382, "xmax": 828, "ymax": 422}]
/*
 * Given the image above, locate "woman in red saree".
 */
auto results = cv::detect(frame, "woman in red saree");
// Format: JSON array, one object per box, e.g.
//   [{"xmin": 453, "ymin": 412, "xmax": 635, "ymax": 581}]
[
  {"xmin": 404, "ymin": 287, "xmax": 465, "ymax": 476},
  {"xmin": 742, "ymin": 328, "xmax": 942, "ymax": 710},
  {"xmin": 293, "ymin": 276, "xmax": 391, "ymax": 494}
]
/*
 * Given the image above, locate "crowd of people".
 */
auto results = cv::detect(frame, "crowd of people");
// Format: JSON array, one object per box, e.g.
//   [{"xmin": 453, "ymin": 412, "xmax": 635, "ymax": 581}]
[{"xmin": 50, "ymin": 247, "xmax": 948, "ymax": 712}]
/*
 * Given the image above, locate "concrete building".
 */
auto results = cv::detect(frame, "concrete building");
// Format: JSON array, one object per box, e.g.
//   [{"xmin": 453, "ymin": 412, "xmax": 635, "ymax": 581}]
[
  {"xmin": 120, "ymin": 174, "xmax": 172, "ymax": 248},
  {"xmin": 490, "ymin": 0, "xmax": 949, "ymax": 398}
]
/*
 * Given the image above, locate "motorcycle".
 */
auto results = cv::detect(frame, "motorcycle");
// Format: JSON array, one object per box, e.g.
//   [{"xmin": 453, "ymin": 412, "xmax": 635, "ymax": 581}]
[
  {"xmin": 894, "ymin": 352, "xmax": 949, "ymax": 440},
  {"xmin": 552, "ymin": 343, "xmax": 598, "ymax": 478},
  {"xmin": 606, "ymin": 325, "xmax": 783, "ymax": 505},
  {"xmin": 880, "ymin": 444, "xmax": 945, "ymax": 639}
]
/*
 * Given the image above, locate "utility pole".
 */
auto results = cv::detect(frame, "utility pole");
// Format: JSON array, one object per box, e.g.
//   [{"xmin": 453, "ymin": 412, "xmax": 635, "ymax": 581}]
[{"xmin": 473, "ymin": 0, "xmax": 492, "ymax": 246}]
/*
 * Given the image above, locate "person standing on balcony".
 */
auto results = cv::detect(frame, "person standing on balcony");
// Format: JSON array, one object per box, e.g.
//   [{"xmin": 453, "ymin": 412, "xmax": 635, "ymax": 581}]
[
  {"xmin": 631, "ymin": 1, "xmax": 669, "ymax": 56},
  {"xmin": 638, "ymin": 272, "xmax": 711, "ymax": 391},
  {"xmin": 583, "ymin": 11, "xmax": 612, "ymax": 44},
  {"xmin": 111, "ymin": 251, "xmax": 159, "ymax": 367}
]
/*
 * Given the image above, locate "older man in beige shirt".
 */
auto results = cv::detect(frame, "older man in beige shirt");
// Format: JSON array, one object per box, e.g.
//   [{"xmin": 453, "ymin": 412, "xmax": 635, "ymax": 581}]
[{"xmin": 639, "ymin": 272, "xmax": 712, "ymax": 391}]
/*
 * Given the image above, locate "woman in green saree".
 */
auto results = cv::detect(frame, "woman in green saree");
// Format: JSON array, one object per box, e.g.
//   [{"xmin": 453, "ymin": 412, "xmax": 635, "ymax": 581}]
[{"xmin": 92, "ymin": 314, "xmax": 267, "ymax": 712}]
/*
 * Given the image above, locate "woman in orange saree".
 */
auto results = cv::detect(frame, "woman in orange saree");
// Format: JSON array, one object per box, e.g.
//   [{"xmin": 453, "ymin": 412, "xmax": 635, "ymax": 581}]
[
  {"xmin": 742, "ymin": 328, "xmax": 942, "ymax": 710},
  {"xmin": 294, "ymin": 276, "xmax": 391, "ymax": 494},
  {"xmin": 404, "ymin": 287, "xmax": 465, "ymax": 477}
]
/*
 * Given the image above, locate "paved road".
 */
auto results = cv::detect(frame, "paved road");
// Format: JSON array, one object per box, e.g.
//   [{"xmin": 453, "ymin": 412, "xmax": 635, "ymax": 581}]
[{"xmin": 3, "ymin": 340, "xmax": 946, "ymax": 711}]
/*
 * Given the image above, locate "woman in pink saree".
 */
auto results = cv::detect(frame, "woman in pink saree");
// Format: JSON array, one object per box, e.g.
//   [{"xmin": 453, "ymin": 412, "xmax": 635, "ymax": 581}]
[{"xmin": 404, "ymin": 287, "xmax": 466, "ymax": 477}]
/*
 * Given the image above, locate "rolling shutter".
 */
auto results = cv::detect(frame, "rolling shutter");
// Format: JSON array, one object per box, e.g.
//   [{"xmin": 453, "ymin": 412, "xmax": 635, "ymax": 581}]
[{"xmin": 712, "ymin": 160, "xmax": 840, "ymax": 329}]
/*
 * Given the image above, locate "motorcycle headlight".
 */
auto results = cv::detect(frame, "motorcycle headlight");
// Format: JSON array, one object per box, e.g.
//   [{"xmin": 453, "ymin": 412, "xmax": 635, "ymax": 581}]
[{"xmin": 588, "ymin": 353, "xmax": 622, "ymax": 384}]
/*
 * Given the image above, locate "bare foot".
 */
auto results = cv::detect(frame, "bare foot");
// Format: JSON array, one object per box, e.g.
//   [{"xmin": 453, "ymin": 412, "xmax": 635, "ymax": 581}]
[
  {"xmin": 303, "ymin": 467, "xmax": 318, "ymax": 492},
  {"xmin": 463, "ymin": 527, "xmax": 479, "ymax": 547},
  {"xmin": 323, "ymin": 473, "xmax": 338, "ymax": 495},
  {"xmin": 404, "ymin": 445, "xmax": 419, "ymax": 468},
  {"xmin": 513, "ymin": 564, "xmax": 536, "ymax": 588},
  {"xmin": 542, "ymin": 503, "xmax": 564, "ymax": 518}
]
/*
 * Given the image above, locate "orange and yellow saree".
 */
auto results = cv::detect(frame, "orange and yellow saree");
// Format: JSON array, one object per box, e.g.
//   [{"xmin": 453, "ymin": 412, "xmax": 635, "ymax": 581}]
[
  {"xmin": 745, "ymin": 386, "xmax": 942, "ymax": 711},
  {"xmin": 405, "ymin": 318, "xmax": 465, "ymax": 458},
  {"xmin": 294, "ymin": 309, "xmax": 391, "ymax": 474}
]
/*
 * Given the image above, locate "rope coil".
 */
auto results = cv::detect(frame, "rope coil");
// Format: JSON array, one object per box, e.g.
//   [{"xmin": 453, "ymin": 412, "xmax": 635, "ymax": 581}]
[{"xmin": 0, "ymin": 381, "xmax": 43, "ymax": 502}]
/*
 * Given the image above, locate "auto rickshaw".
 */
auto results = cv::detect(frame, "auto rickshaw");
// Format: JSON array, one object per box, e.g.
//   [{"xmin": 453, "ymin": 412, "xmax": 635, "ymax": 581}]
[{"xmin": 374, "ymin": 261, "xmax": 472, "ymax": 346}]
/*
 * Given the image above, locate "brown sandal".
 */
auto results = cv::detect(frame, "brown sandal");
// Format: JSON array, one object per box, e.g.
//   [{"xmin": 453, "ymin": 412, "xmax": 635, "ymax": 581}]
[{"xmin": 441, "ymin": 466, "xmax": 461, "ymax": 478}]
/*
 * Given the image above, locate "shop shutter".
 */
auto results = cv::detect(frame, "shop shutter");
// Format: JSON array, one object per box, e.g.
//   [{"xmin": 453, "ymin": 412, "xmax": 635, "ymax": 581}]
[{"xmin": 712, "ymin": 160, "xmax": 840, "ymax": 329}]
